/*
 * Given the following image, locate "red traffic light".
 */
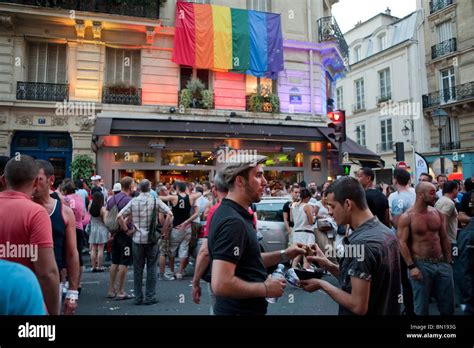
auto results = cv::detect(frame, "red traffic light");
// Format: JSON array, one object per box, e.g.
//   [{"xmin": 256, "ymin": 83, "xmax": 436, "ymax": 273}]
[{"xmin": 327, "ymin": 111, "xmax": 343, "ymax": 123}]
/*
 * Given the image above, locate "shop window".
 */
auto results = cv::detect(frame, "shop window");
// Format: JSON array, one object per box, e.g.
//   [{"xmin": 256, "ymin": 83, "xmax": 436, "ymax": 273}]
[
  {"xmin": 161, "ymin": 151, "xmax": 213, "ymax": 166},
  {"xmin": 114, "ymin": 152, "xmax": 155, "ymax": 163}
]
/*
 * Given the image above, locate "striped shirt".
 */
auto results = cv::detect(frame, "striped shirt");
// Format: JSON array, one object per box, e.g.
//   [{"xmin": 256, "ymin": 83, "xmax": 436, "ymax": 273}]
[{"xmin": 118, "ymin": 192, "xmax": 172, "ymax": 244}]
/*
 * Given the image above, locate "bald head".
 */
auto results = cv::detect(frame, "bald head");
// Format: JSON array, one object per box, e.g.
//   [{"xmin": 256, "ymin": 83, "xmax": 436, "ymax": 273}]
[{"xmin": 415, "ymin": 181, "xmax": 436, "ymax": 194}]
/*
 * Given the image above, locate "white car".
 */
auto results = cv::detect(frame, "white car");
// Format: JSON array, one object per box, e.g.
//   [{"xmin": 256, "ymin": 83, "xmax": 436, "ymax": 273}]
[{"xmin": 254, "ymin": 197, "xmax": 289, "ymax": 253}]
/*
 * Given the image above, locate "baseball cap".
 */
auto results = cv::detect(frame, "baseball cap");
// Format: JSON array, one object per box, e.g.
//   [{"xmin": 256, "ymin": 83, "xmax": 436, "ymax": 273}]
[
  {"xmin": 219, "ymin": 154, "xmax": 267, "ymax": 185},
  {"xmin": 91, "ymin": 175, "xmax": 102, "ymax": 181},
  {"xmin": 112, "ymin": 183, "xmax": 122, "ymax": 192}
]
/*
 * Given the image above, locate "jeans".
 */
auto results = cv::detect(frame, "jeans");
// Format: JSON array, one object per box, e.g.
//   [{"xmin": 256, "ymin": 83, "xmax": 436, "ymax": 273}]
[
  {"xmin": 410, "ymin": 261, "xmax": 455, "ymax": 315},
  {"xmin": 132, "ymin": 242, "xmax": 159, "ymax": 302}
]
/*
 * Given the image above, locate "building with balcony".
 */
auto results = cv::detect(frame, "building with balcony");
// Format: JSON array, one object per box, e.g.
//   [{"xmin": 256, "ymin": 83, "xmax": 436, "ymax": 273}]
[
  {"xmin": 0, "ymin": 0, "xmax": 374, "ymax": 185},
  {"xmin": 335, "ymin": 8, "xmax": 431, "ymax": 183},
  {"xmin": 420, "ymin": 0, "xmax": 474, "ymax": 178}
]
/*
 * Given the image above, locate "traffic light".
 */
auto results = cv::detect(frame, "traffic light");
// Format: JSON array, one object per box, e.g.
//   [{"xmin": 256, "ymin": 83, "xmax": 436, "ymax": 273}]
[
  {"xmin": 395, "ymin": 142, "xmax": 405, "ymax": 162},
  {"xmin": 327, "ymin": 110, "xmax": 346, "ymax": 142},
  {"xmin": 342, "ymin": 164, "xmax": 351, "ymax": 176}
]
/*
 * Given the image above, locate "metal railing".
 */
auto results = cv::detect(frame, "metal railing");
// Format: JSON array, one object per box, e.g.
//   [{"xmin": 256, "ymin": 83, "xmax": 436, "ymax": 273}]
[
  {"xmin": 376, "ymin": 141, "xmax": 394, "ymax": 153},
  {"xmin": 102, "ymin": 86, "xmax": 142, "ymax": 105},
  {"xmin": 422, "ymin": 81, "xmax": 474, "ymax": 108},
  {"xmin": 431, "ymin": 38, "xmax": 457, "ymax": 59},
  {"xmin": 16, "ymin": 81, "xmax": 68, "ymax": 102},
  {"xmin": 352, "ymin": 102, "xmax": 366, "ymax": 113},
  {"xmin": 1, "ymin": 0, "xmax": 162, "ymax": 19},
  {"xmin": 441, "ymin": 141, "xmax": 461, "ymax": 151},
  {"xmin": 430, "ymin": 0, "xmax": 453, "ymax": 14},
  {"xmin": 317, "ymin": 16, "xmax": 349, "ymax": 60}
]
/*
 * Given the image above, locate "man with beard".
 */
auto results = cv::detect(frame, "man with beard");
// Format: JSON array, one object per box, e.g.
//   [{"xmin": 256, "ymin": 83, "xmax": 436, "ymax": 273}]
[
  {"xmin": 208, "ymin": 155, "xmax": 306, "ymax": 315},
  {"xmin": 397, "ymin": 182, "xmax": 454, "ymax": 315}
]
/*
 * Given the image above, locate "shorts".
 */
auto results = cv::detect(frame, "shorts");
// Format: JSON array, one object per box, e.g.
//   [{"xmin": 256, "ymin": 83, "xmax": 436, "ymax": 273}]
[
  {"xmin": 293, "ymin": 230, "xmax": 316, "ymax": 246},
  {"xmin": 111, "ymin": 232, "xmax": 133, "ymax": 266},
  {"xmin": 76, "ymin": 228, "xmax": 85, "ymax": 267},
  {"xmin": 159, "ymin": 235, "xmax": 171, "ymax": 256},
  {"xmin": 169, "ymin": 227, "xmax": 192, "ymax": 259}
]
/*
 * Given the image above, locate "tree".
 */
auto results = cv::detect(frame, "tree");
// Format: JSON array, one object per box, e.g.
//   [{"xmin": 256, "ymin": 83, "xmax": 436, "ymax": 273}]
[{"xmin": 70, "ymin": 154, "xmax": 95, "ymax": 186}]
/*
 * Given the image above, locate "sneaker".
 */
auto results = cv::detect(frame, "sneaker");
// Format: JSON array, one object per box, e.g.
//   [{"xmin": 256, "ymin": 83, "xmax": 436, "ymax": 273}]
[
  {"xmin": 164, "ymin": 272, "xmax": 175, "ymax": 281},
  {"xmin": 176, "ymin": 272, "xmax": 183, "ymax": 280}
]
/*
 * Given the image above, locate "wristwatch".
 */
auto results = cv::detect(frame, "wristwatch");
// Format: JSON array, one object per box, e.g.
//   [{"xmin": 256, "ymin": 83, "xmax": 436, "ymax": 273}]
[
  {"xmin": 279, "ymin": 249, "xmax": 289, "ymax": 263},
  {"xmin": 407, "ymin": 263, "xmax": 417, "ymax": 270}
]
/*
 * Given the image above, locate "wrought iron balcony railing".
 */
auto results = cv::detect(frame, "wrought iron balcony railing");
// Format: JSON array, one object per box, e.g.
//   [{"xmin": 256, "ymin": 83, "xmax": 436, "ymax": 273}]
[
  {"xmin": 376, "ymin": 141, "xmax": 394, "ymax": 153},
  {"xmin": 16, "ymin": 81, "xmax": 69, "ymax": 102},
  {"xmin": 317, "ymin": 16, "xmax": 349, "ymax": 60},
  {"xmin": 352, "ymin": 102, "xmax": 366, "ymax": 113},
  {"xmin": 422, "ymin": 81, "xmax": 474, "ymax": 108},
  {"xmin": 102, "ymin": 86, "xmax": 142, "ymax": 105},
  {"xmin": 441, "ymin": 141, "xmax": 461, "ymax": 151},
  {"xmin": 1, "ymin": 0, "xmax": 162, "ymax": 19},
  {"xmin": 377, "ymin": 93, "xmax": 392, "ymax": 105},
  {"xmin": 430, "ymin": 0, "xmax": 453, "ymax": 14},
  {"xmin": 431, "ymin": 38, "xmax": 457, "ymax": 59}
]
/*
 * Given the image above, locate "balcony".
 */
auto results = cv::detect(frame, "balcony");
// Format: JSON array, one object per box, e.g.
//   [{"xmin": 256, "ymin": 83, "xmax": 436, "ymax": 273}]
[
  {"xmin": 376, "ymin": 141, "xmax": 394, "ymax": 153},
  {"xmin": 317, "ymin": 16, "xmax": 349, "ymax": 60},
  {"xmin": 430, "ymin": 0, "xmax": 453, "ymax": 14},
  {"xmin": 352, "ymin": 102, "xmax": 366, "ymax": 114},
  {"xmin": 422, "ymin": 81, "xmax": 474, "ymax": 108},
  {"xmin": 2, "ymin": 0, "xmax": 161, "ymax": 19},
  {"xmin": 16, "ymin": 81, "xmax": 68, "ymax": 102},
  {"xmin": 431, "ymin": 38, "xmax": 457, "ymax": 59},
  {"xmin": 441, "ymin": 141, "xmax": 461, "ymax": 151},
  {"xmin": 102, "ymin": 86, "xmax": 142, "ymax": 105},
  {"xmin": 377, "ymin": 93, "xmax": 392, "ymax": 105}
]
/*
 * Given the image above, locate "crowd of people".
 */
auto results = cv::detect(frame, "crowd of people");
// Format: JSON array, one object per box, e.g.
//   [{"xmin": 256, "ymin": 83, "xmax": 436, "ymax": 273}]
[{"xmin": 0, "ymin": 153, "xmax": 473, "ymax": 316}]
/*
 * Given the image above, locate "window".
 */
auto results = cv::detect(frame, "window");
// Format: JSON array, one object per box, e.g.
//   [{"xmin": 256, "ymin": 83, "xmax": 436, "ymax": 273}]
[
  {"xmin": 180, "ymin": 67, "xmax": 210, "ymax": 90},
  {"xmin": 105, "ymin": 48, "xmax": 141, "ymax": 86},
  {"xmin": 27, "ymin": 42, "xmax": 67, "ymax": 84},
  {"xmin": 114, "ymin": 152, "xmax": 154, "ymax": 163},
  {"xmin": 248, "ymin": 0, "xmax": 271, "ymax": 11},
  {"xmin": 246, "ymin": 75, "xmax": 274, "ymax": 95},
  {"xmin": 336, "ymin": 87, "xmax": 344, "ymax": 110},
  {"xmin": 353, "ymin": 46, "xmax": 361, "ymax": 62},
  {"xmin": 442, "ymin": 117, "xmax": 460, "ymax": 149},
  {"xmin": 355, "ymin": 123, "xmax": 366, "ymax": 147},
  {"xmin": 378, "ymin": 33, "xmax": 387, "ymax": 51},
  {"xmin": 378, "ymin": 68, "xmax": 391, "ymax": 101},
  {"xmin": 355, "ymin": 79, "xmax": 365, "ymax": 110},
  {"xmin": 440, "ymin": 67, "xmax": 456, "ymax": 102},
  {"xmin": 380, "ymin": 118, "xmax": 393, "ymax": 149},
  {"xmin": 437, "ymin": 21, "xmax": 452, "ymax": 44}
]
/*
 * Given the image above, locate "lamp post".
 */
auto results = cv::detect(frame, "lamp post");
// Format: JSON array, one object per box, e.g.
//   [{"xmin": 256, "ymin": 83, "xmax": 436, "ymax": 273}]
[{"xmin": 431, "ymin": 108, "xmax": 448, "ymax": 175}]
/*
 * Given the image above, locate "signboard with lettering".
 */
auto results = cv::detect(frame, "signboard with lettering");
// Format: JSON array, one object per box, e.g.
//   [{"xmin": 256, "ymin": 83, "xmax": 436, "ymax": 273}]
[
  {"xmin": 289, "ymin": 87, "xmax": 302, "ymax": 104},
  {"xmin": 34, "ymin": 116, "xmax": 51, "ymax": 126}
]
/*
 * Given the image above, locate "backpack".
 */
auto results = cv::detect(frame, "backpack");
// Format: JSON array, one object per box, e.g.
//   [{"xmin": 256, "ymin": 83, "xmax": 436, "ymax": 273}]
[{"xmin": 105, "ymin": 195, "xmax": 126, "ymax": 234}]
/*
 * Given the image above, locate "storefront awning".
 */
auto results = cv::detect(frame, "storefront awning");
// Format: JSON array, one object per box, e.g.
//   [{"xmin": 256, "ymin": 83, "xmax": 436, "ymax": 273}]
[
  {"xmin": 93, "ymin": 117, "xmax": 328, "ymax": 142},
  {"xmin": 318, "ymin": 127, "xmax": 385, "ymax": 169}
]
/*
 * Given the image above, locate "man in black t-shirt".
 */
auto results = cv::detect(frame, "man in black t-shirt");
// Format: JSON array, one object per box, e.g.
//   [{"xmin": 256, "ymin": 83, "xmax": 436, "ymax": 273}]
[
  {"xmin": 300, "ymin": 177, "xmax": 401, "ymax": 315},
  {"xmin": 208, "ymin": 155, "xmax": 306, "ymax": 315},
  {"xmin": 357, "ymin": 167, "xmax": 390, "ymax": 227}
]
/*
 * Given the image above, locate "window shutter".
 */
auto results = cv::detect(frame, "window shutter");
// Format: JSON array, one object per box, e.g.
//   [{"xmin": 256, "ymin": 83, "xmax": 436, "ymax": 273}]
[
  {"xmin": 36, "ymin": 43, "xmax": 47, "ymax": 83},
  {"xmin": 132, "ymin": 50, "xmax": 140, "ymax": 86},
  {"xmin": 46, "ymin": 44, "xmax": 58, "ymax": 83},
  {"xmin": 106, "ymin": 47, "xmax": 115, "ymax": 84},
  {"xmin": 27, "ymin": 42, "xmax": 39, "ymax": 82},
  {"xmin": 56, "ymin": 44, "xmax": 67, "ymax": 84}
]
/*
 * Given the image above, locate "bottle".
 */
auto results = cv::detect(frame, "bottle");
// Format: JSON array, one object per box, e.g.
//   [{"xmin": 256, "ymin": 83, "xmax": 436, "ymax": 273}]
[{"xmin": 266, "ymin": 264, "xmax": 286, "ymax": 303}]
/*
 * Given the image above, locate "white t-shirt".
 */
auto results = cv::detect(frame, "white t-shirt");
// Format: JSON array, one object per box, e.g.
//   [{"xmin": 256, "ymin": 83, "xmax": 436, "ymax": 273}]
[
  {"xmin": 193, "ymin": 195, "xmax": 210, "ymax": 224},
  {"xmin": 435, "ymin": 196, "xmax": 458, "ymax": 243}
]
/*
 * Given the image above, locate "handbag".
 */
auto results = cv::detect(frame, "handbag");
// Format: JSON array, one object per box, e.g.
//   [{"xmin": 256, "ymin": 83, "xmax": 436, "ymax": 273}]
[
  {"xmin": 148, "ymin": 198, "xmax": 160, "ymax": 244},
  {"xmin": 317, "ymin": 218, "xmax": 333, "ymax": 232}
]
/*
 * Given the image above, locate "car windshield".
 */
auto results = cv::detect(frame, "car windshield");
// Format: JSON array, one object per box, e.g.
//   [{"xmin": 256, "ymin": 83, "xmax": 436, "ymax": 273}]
[{"xmin": 255, "ymin": 202, "xmax": 285, "ymax": 222}]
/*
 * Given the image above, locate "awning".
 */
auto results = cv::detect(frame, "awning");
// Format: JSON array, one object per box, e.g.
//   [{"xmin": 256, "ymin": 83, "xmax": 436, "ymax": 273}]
[
  {"xmin": 318, "ymin": 127, "xmax": 385, "ymax": 168},
  {"xmin": 94, "ymin": 117, "xmax": 328, "ymax": 142}
]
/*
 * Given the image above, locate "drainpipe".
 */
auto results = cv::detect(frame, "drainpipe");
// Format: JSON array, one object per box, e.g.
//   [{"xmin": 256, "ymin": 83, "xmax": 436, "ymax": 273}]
[{"xmin": 308, "ymin": 0, "xmax": 315, "ymax": 117}]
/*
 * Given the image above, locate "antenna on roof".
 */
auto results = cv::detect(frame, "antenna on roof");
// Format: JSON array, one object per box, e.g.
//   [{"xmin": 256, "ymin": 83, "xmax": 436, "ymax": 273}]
[{"xmin": 385, "ymin": 7, "xmax": 392, "ymax": 15}]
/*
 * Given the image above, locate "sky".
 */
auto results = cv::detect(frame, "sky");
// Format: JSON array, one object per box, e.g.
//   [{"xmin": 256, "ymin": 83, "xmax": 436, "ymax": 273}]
[{"xmin": 332, "ymin": 0, "xmax": 417, "ymax": 34}]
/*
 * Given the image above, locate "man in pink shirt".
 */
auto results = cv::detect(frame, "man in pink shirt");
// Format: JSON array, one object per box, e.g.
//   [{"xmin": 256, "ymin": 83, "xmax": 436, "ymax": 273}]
[{"xmin": 0, "ymin": 155, "xmax": 59, "ymax": 315}]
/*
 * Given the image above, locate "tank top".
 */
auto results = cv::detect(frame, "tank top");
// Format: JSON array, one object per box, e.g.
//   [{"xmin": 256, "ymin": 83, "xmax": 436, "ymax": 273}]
[
  {"xmin": 49, "ymin": 199, "xmax": 67, "ymax": 269},
  {"xmin": 292, "ymin": 202, "xmax": 313, "ymax": 232},
  {"xmin": 172, "ymin": 193, "xmax": 191, "ymax": 227}
]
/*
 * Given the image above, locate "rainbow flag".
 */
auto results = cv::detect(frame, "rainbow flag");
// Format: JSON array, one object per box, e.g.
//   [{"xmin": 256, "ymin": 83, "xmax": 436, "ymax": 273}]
[{"xmin": 172, "ymin": 1, "xmax": 284, "ymax": 78}]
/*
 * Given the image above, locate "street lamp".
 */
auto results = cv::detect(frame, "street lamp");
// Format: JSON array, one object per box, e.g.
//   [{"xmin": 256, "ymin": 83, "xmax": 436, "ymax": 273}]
[
  {"xmin": 431, "ymin": 108, "xmax": 448, "ymax": 175},
  {"xmin": 401, "ymin": 119, "xmax": 413, "ymax": 137}
]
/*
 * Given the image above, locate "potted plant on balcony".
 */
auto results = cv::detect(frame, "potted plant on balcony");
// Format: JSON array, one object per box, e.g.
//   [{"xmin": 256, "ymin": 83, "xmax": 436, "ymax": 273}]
[
  {"xmin": 247, "ymin": 84, "xmax": 280, "ymax": 113},
  {"xmin": 179, "ymin": 78, "xmax": 213, "ymax": 110},
  {"xmin": 106, "ymin": 82, "xmax": 137, "ymax": 95}
]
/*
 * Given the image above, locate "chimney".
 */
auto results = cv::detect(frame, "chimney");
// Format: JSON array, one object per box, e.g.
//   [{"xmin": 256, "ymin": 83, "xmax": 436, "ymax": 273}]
[{"xmin": 385, "ymin": 7, "xmax": 391, "ymax": 15}]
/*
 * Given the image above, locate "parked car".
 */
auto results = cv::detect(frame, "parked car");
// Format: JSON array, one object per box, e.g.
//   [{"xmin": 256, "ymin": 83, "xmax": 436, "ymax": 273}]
[{"xmin": 254, "ymin": 197, "xmax": 289, "ymax": 253}]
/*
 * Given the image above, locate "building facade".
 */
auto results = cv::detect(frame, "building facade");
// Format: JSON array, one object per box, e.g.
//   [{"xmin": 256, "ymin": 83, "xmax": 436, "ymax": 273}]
[
  {"xmin": 335, "ymin": 8, "xmax": 431, "ymax": 183},
  {"xmin": 0, "ymin": 0, "xmax": 371, "ymax": 186},
  {"xmin": 419, "ymin": 0, "xmax": 474, "ymax": 179}
]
